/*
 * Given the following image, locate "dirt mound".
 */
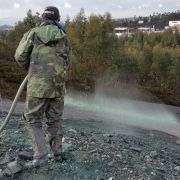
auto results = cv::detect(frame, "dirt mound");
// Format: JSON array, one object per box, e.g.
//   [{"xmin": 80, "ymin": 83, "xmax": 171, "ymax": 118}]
[{"xmin": 0, "ymin": 114, "xmax": 180, "ymax": 179}]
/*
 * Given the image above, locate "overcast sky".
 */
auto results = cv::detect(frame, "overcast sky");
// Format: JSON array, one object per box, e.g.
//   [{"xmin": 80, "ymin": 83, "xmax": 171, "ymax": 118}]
[{"xmin": 0, "ymin": 0, "xmax": 180, "ymax": 25}]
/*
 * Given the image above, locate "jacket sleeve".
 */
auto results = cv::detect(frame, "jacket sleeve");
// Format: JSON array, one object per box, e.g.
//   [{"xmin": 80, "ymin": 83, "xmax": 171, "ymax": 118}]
[{"xmin": 14, "ymin": 30, "xmax": 34, "ymax": 70}]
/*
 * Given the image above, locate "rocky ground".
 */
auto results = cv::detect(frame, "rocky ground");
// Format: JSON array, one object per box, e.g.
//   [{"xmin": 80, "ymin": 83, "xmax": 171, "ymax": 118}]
[{"xmin": 0, "ymin": 111, "xmax": 180, "ymax": 180}]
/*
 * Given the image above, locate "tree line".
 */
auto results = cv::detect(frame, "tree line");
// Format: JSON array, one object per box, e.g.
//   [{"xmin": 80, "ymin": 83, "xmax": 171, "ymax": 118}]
[
  {"xmin": 0, "ymin": 9, "xmax": 180, "ymax": 105},
  {"xmin": 114, "ymin": 10, "xmax": 180, "ymax": 28}
]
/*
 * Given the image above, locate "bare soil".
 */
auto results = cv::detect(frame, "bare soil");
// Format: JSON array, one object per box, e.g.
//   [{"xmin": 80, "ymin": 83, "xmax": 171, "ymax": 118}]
[{"xmin": 0, "ymin": 99, "xmax": 180, "ymax": 179}]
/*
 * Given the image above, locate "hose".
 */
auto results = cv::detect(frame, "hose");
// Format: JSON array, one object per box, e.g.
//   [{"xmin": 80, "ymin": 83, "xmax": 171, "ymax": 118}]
[{"xmin": 0, "ymin": 75, "xmax": 28, "ymax": 133}]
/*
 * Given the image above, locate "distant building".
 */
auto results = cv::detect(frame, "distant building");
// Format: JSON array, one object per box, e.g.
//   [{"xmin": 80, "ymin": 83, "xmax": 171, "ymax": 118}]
[
  {"xmin": 137, "ymin": 27, "xmax": 151, "ymax": 32},
  {"xmin": 138, "ymin": 20, "xmax": 144, "ymax": 24},
  {"xmin": 165, "ymin": 26, "xmax": 170, "ymax": 30},
  {"xmin": 153, "ymin": 22, "xmax": 166, "ymax": 31},
  {"xmin": 169, "ymin": 21, "xmax": 180, "ymax": 29},
  {"xmin": 114, "ymin": 27, "xmax": 130, "ymax": 37}
]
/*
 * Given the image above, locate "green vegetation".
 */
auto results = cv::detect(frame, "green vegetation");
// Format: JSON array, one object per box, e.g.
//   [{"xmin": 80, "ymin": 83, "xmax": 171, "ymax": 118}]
[{"xmin": 0, "ymin": 9, "xmax": 180, "ymax": 105}]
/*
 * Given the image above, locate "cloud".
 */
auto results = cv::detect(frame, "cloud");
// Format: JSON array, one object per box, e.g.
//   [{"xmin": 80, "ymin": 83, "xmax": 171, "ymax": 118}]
[
  {"xmin": 0, "ymin": 0, "xmax": 180, "ymax": 24},
  {"xmin": 158, "ymin": 3, "xmax": 163, "ymax": 8},
  {"xmin": 64, "ymin": 2, "xmax": 71, "ymax": 8},
  {"xmin": 13, "ymin": 2, "xmax": 20, "ymax": 8},
  {"xmin": 176, "ymin": 2, "xmax": 180, "ymax": 7},
  {"xmin": 118, "ymin": 5, "xmax": 122, "ymax": 9},
  {"xmin": 142, "ymin": 3, "xmax": 151, "ymax": 8}
]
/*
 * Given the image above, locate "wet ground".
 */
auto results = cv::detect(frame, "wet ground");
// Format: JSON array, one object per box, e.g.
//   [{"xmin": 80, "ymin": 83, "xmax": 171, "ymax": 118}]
[{"xmin": 0, "ymin": 98, "xmax": 180, "ymax": 179}]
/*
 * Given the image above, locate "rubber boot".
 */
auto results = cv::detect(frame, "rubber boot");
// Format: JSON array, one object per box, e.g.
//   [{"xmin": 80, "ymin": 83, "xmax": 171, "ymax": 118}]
[
  {"xmin": 27, "ymin": 125, "xmax": 48, "ymax": 160},
  {"xmin": 24, "ymin": 156, "xmax": 48, "ymax": 169},
  {"xmin": 49, "ymin": 135, "xmax": 63, "ymax": 162}
]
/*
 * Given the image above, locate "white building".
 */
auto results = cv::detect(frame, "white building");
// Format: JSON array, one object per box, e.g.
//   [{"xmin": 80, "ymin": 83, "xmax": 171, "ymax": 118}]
[
  {"xmin": 137, "ymin": 27, "xmax": 152, "ymax": 32},
  {"xmin": 169, "ymin": 21, "xmax": 180, "ymax": 29},
  {"xmin": 138, "ymin": 20, "xmax": 144, "ymax": 24},
  {"xmin": 114, "ymin": 27, "xmax": 129, "ymax": 37}
]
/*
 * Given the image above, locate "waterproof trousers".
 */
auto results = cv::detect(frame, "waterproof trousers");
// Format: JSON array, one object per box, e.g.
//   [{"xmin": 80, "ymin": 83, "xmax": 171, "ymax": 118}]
[{"xmin": 24, "ymin": 96, "xmax": 64, "ymax": 160}]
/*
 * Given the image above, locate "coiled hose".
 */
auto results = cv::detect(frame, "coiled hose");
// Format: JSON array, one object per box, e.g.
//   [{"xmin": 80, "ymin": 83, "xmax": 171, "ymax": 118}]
[{"xmin": 0, "ymin": 75, "xmax": 28, "ymax": 133}]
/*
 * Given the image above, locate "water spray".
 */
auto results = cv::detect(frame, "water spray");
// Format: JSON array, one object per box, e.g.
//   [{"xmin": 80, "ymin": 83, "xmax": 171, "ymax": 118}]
[
  {"xmin": 0, "ymin": 75, "xmax": 28, "ymax": 133},
  {"xmin": 0, "ymin": 75, "xmax": 179, "ymax": 138},
  {"xmin": 65, "ymin": 92, "xmax": 180, "ymax": 137}
]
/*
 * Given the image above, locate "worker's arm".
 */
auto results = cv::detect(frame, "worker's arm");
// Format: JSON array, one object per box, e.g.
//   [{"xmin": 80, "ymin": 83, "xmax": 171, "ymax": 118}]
[{"xmin": 14, "ymin": 30, "xmax": 34, "ymax": 70}]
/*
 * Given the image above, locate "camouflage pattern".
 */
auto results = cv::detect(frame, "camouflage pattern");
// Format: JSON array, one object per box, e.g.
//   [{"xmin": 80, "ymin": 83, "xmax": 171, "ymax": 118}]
[
  {"xmin": 24, "ymin": 96, "xmax": 64, "ymax": 159},
  {"xmin": 15, "ymin": 20, "xmax": 70, "ymax": 160},
  {"xmin": 15, "ymin": 22, "xmax": 70, "ymax": 98}
]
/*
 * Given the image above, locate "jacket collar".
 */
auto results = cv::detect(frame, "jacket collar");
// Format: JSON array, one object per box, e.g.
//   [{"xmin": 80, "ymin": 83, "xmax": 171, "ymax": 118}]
[{"xmin": 40, "ymin": 18, "xmax": 66, "ymax": 33}]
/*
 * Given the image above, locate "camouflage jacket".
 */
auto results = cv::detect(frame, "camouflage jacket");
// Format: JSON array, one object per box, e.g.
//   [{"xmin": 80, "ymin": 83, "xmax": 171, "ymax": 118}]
[{"xmin": 15, "ymin": 21, "xmax": 71, "ymax": 98}]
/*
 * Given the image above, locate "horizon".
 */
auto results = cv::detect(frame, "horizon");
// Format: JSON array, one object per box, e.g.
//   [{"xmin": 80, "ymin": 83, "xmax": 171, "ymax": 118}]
[{"xmin": 0, "ymin": 9, "xmax": 180, "ymax": 26}]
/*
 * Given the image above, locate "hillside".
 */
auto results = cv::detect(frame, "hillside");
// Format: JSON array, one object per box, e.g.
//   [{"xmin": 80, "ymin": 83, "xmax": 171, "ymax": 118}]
[
  {"xmin": 0, "ymin": 25, "xmax": 14, "ymax": 31},
  {"xmin": 113, "ymin": 10, "xmax": 180, "ymax": 28},
  {"xmin": 0, "ymin": 10, "xmax": 180, "ymax": 105},
  {"xmin": 0, "ymin": 99, "xmax": 180, "ymax": 179}
]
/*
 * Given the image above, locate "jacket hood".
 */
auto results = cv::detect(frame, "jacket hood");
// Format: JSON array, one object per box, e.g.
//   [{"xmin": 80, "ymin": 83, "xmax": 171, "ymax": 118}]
[{"xmin": 33, "ymin": 24, "xmax": 66, "ymax": 44}]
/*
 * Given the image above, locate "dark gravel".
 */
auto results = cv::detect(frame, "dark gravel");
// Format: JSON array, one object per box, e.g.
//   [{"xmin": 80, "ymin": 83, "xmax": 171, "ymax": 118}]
[{"xmin": 0, "ymin": 113, "xmax": 180, "ymax": 180}]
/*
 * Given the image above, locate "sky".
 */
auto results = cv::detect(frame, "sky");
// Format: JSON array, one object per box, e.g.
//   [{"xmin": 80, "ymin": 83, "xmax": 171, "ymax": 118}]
[{"xmin": 0, "ymin": 0, "xmax": 180, "ymax": 25}]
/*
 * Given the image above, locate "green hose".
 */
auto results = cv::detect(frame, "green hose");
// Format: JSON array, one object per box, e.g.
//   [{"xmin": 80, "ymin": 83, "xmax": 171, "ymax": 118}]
[{"xmin": 0, "ymin": 75, "xmax": 28, "ymax": 133}]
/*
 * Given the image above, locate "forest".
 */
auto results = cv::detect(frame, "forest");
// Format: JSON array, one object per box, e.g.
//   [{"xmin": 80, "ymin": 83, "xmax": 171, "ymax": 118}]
[{"xmin": 0, "ymin": 9, "xmax": 180, "ymax": 105}]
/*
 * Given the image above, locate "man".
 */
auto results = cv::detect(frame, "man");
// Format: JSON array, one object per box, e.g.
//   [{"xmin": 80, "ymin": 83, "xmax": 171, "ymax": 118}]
[{"xmin": 14, "ymin": 6, "xmax": 71, "ymax": 168}]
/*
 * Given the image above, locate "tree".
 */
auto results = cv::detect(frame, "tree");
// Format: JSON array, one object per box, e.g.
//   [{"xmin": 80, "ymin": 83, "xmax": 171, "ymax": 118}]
[
  {"xmin": 138, "ymin": 43, "xmax": 153, "ymax": 84},
  {"xmin": 5, "ymin": 9, "xmax": 40, "ymax": 60},
  {"xmin": 151, "ymin": 45, "xmax": 173, "ymax": 92},
  {"xmin": 161, "ymin": 29, "xmax": 177, "ymax": 47},
  {"xmin": 174, "ymin": 28, "xmax": 180, "ymax": 46}
]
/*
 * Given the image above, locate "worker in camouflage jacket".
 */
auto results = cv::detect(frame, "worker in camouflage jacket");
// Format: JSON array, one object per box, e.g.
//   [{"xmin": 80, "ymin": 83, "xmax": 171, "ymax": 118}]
[{"xmin": 14, "ymin": 6, "xmax": 71, "ymax": 168}]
